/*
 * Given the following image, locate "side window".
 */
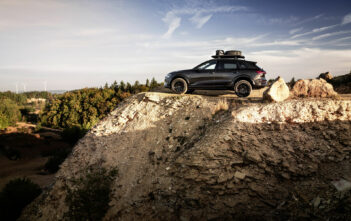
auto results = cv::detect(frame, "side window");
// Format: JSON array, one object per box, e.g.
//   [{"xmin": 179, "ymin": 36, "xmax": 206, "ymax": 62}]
[
  {"xmin": 217, "ymin": 61, "xmax": 238, "ymax": 70},
  {"xmin": 197, "ymin": 61, "xmax": 217, "ymax": 70},
  {"xmin": 238, "ymin": 62, "xmax": 247, "ymax": 69},
  {"xmin": 245, "ymin": 62, "xmax": 259, "ymax": 70}
]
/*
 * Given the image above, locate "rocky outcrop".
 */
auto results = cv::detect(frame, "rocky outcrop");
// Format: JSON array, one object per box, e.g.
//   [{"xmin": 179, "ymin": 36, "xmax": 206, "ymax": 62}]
[
  {"xmin": 21, "ymin": 92, "xmax": 351, "ymax": 221},
  {"xmin": 291, "ymin": 78, "xmax": 338, "ymax": 98},
  {"xmin": 263, "ymin": 76, "xmax": 289, "ymax": 102},
  {"xmin": 233, "ymin": 99, "xmax": 351, "ymax": 123},
  {"xmin": 318, "ymin": 72, "xmax": 333, "ymax": 81}
]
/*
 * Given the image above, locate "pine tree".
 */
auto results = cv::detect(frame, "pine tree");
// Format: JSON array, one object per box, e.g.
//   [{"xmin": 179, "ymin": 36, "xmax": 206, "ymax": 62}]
[
  {"xmin": 150, "ymin": 77, "xmax": 158, "ymax": 89},
  {"xmin": 119, "ymin": 81, "xmax": 126, "ymax": 92}
]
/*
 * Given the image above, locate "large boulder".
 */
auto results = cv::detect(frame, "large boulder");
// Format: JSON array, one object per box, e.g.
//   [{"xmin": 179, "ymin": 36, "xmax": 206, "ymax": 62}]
[
  {"xmin": 263, "ymin": 76, "xmax": 289, "ymax": 102},
  {"xmin": 291, "ymin": 78, "xmax": 338, "ymax": 98},
  {"xmin": 318, "ymin": 72, "xmax": 333, "ymax": 81}
]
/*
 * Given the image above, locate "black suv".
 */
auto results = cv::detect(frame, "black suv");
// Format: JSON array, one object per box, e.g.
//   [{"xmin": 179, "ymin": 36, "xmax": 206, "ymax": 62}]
[{"xmin": 164, "ymin": 50, "xmax": 267, "ymax": 97}]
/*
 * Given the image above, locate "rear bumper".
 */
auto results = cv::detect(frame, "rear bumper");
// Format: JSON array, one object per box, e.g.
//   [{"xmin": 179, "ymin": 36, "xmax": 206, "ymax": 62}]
[{"xmin": 253, "ymin": 78, "xmax": 267, "ymax": 88}]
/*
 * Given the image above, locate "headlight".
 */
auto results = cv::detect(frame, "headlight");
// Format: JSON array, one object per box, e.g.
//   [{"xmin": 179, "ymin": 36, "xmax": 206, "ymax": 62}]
[{"xmin": 165, "ymin": 73, "xmax": 172, "ymax": 79}]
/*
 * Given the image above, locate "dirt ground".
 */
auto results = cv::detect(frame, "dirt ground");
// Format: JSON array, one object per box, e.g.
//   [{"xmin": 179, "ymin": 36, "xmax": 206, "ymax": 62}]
[{"xmin": 0, "ymin": 125, "xmax": 72, "ymax": 190}]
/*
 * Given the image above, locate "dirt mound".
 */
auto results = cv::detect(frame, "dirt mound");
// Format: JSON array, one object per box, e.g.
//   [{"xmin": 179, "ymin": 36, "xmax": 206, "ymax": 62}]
[{"xmin": 21, "ymin": 93, "xmax": 351, "ymax": 220}]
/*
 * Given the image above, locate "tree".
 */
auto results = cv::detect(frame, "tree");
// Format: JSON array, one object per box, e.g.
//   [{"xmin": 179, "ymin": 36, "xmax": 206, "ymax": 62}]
[
  {"xmin": 0, "ymin": 98, "xmax": 21, "ymax": 129},
  {"xmin": 110, "ymin": 81, "xmax": 118, "ymax": 91},
  {"xmin": 145, "ymin": 79, "xmax": 150, "ymax": 88},
  {"xmin": 289, "ymin": 77, "xmax": 296, "ymax": 88},
  {"xmin": 119, "ymin": 81, "xmax": 126, "ymax": 92},
  {"xmin": 150, "ymin": 77, "xmax": 158, "ymax": 89}
]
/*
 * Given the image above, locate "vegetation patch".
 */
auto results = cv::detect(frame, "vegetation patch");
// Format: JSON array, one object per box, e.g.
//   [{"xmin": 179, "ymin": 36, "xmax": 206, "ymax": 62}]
[
  {"xmin": 44, "ymin": 148, "xmax": 72, "ymax": 173},
  {"xmin": 0, "ymin": 178, "xmax": 42, "ymax": 221},
  {"xmin": 40, "ymin": 79, "xmax": 160, "ymax": 131},
  {"xmin": 64, "ymin": 167, "xmax": 118, "ymax": 221},
  {"xmin": 0, "ymin": 98, "xmax": 21, "ymax": 129}
]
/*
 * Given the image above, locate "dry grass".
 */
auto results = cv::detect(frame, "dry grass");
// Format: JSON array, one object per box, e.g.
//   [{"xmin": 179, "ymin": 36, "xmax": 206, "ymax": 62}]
[{"xmin": 211, "ymin": 99, "xmax": 229, "ymax": 115}]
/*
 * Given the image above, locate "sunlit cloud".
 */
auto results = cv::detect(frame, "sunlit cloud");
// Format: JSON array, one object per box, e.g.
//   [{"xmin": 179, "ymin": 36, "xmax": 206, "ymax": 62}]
[
  {"xmin": 162, "ymin": 6, "xmax": 247, "ymax": 38},
  {"xmin": 342, "ymin": 12, "xmax": 351, "ymax": 25},
  {"xmin": 312, "ymin": 30, "xmax": 351, "ymax": 41}
]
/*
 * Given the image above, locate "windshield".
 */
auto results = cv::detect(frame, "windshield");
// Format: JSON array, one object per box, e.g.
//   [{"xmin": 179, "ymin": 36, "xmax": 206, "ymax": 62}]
[{"xmin": 194, "ymin": 60, "xmax": 217, "ymax": 70}]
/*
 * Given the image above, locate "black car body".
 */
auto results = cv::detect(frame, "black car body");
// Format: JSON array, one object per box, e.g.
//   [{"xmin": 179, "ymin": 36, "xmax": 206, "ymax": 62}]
[{"xmin": 164, "ymin": 51, "xmax": 267, "ymax": 97}]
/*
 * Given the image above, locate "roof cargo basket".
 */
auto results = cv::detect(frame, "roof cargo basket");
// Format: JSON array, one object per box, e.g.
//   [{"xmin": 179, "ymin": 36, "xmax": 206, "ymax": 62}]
[{"xmin": 212, "ymin": 50, "xmax": 245, "ymax": 59}]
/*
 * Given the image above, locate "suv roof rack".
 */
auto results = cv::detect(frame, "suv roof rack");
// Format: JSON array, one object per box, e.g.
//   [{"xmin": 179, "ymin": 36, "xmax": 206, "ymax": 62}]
[{"xmin": 211, "ymin": 50, "xmax": 245, "ymax": 59}]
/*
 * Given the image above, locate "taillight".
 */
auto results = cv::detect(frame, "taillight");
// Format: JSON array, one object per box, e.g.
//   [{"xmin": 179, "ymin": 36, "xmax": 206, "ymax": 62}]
[{"xmin": 256, "ymin": 70, "xmax": 266, "ymax": 77}]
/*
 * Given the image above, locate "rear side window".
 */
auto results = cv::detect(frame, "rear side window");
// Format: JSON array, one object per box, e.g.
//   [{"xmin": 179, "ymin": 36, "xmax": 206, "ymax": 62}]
[
  {"xmin": 239, "ymin": 61, "xmax": 259, "ymax": 70},
  {"xmin": 216, "ymin": 61, "xmax": 238, "ymax": 70}
]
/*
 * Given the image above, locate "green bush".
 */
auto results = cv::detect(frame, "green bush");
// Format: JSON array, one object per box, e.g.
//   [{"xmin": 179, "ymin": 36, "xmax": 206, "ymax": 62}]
[
  {"xmin": 0, "ymin": 98, "xmax": 21, "ymax": 129},
  {"xmin": 40, "ymin": 79, "xmax": 162, "ymax": 130},
  {"xmin": 62, "ymin": 126, "xmax": 88, "ymax": 144},
  {"xmin": 0, "ymin": 178, "xmax": 42, "ymax": 221},
  {"xmin": 44, "ymin": 148, "xmax": 72, "ymax": 173},
  {"xmin": 64, "ymin": 167, "xmax": 118, "ymax": 221}
]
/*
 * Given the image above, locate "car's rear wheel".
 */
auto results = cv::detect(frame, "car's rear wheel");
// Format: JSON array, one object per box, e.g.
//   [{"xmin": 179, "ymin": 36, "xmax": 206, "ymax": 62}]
[
  {"xmin": 171, "ymin": 78, "xmax": 188, "ymax": 94},
  {"xmin": 234, "ymin": 80, "xmax": 252, "ymax": 97}
]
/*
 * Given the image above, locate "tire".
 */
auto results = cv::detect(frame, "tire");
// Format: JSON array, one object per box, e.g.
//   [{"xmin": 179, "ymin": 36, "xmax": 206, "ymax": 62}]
[
  {"xmin": 186, "ymin": 89, "xmax": 195, "ymax": 94},
  {"xmin": 234, "ymin": 80, "xmax": 252, "ymax": 97},
  {"xmin": 171, "ymin": 78, "xmax": 188, "ymax": 94}
]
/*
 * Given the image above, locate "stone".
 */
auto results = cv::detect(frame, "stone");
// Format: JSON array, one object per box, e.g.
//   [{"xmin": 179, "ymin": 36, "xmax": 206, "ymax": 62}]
[
  {"xmin": 291, "ymin": 78, "xmax": 337, "ymax": 98},
  {"xmin": 331, "ymin": 179, "xmax": 351, "ymax": 192},
  {"xmin": 245, "ymin": 149, "xmax": 262, "ymax": 163},
  {"xmin": 312, "ymin": 196, "xmax": 321, "ymax": 208},
  {"xmin": 318, "ymin": 72, "xmax": 333, "ymax": 80},
  {"xmin": 263, "ymin": 77, "xmax": 290, "ymax": 102},
  {"xmin": 234, "ymin": 171, "xmax": 246, "ymax": 180}
]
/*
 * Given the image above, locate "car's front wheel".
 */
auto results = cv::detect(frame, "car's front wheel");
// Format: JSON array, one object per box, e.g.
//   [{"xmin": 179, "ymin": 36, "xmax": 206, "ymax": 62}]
[
  {"xmin": 171, "ymin": 78, "xmax": 188, "ymax": 94},
  {"xmin": 234, "ymin": 80, "xmax": 252, "ymax": 97}
]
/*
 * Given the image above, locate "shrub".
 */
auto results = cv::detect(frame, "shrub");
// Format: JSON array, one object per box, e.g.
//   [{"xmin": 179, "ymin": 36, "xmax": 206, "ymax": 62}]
[
  {"xmin": 62, "ymin": 126, "xmax": 88, "ymax": 144},
  {"xmin": 0, "ymin": 98, "xmax": 21, "ymax": 129},
  {"xmin": 64, "ymin": 167, "xmax": 118, "ymax": 221},
  {"xmin": 44, "ymin": 148, "xmax": 71, "ymax": 173},
  {"xmin": 0, "ymin": 178, "xmax": 42, "ymax": 221}
]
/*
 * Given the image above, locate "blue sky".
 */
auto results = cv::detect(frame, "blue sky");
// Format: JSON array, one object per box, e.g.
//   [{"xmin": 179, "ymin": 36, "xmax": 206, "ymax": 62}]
[{"xmin": 0, "ymin": 0, "xmax": 351, "ymax": 91}]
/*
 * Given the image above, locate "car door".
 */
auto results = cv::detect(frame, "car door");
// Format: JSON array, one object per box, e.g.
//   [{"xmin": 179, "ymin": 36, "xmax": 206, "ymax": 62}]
[
  {"xmin": 213, "ymin": 60, "xmax": 238, "ymax": 87},
  {"xmin": 188, "ymin": 60, "xmax": 217, "ymax": 88}
]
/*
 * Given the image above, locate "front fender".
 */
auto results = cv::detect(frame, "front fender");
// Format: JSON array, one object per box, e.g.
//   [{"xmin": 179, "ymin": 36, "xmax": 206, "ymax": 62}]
[{"xmin": 171, "ymin": 75, "xmax": 190, "ymax": 85}]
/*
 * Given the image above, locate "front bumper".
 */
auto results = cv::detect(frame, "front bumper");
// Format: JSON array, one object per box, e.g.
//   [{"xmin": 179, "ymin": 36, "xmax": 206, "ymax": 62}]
[{"xmin": 164, "ymin": 78, "xmax": 171, "ymax": 88}]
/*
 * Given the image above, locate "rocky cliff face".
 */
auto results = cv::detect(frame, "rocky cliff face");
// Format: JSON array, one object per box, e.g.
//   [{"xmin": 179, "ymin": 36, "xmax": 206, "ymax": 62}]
[{"xmin": 22, "ymin": 93, "xmax": 351, "ymax": 220}]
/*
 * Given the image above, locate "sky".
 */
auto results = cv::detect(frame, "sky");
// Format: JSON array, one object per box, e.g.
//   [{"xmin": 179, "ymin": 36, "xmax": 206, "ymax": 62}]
[{"xmin": 0, "ymin": 0, "xmax": 351, "ymax": 91}]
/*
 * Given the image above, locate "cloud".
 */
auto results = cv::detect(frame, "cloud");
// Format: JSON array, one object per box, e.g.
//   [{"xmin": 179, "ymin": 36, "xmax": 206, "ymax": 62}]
[
  {"xmin": 162, "ymin": 6, "xmax": 247, "ymax": 38},
  {"xmin": 312, "ymin": 30, "xmax": 351, "ymax": 41},
  {"xmin": 342, "ymin": 13, "xmax": 351, "ymax": 25},
  {"xmin": 247, "ymin": 48, "xmax": 351, "ymax": 79},
  {"xmin": 289, "ymin": 27, "xmax": 303, "ymax": 35},
  {"xmin": 162, "ymin": 12, "xmax": 181, "ymax": 39},
  {"xmin": 190, "ymin": 12, "xmax": 212, "ymax": 29},
  {"xmin": 291, "ymin": 24, "xmax": 337, "ymax": 39},
  {"xmin": 266, "ymin": 16, "xmax": 298, "ymax": 25},
  {"xmin": 291, "ymin": 12, "xmax": 351, "ymax": 39}
]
